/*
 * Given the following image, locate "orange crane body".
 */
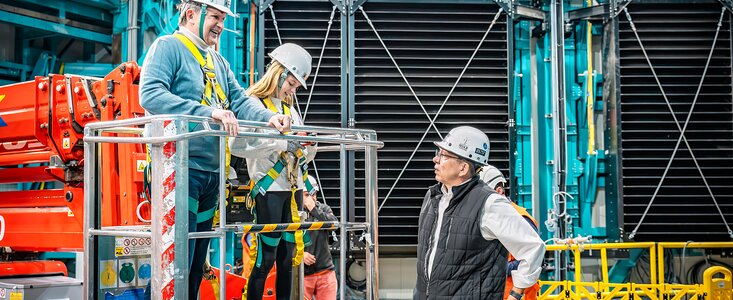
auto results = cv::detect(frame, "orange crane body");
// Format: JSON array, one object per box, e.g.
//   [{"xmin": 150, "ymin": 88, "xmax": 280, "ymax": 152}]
[{"xmin": 0, "ymin": 62, "xmax": 147, "ymax": 252}]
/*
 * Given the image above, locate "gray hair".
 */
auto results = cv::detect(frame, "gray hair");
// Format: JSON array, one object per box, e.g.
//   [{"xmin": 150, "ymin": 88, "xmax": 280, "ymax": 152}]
[{"xmin": 178, "ymin": 1, "xmax": 203, "ymax": 26}]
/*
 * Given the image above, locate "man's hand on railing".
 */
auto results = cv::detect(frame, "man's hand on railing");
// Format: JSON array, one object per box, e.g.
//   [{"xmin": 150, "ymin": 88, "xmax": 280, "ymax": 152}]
[
  {"xmin": 211, "ymin": 108, "xmax": 240, "ymax": 136},
  {"xmin": 268, "ymin": 114, "xmax": 292, "ymax": 133}
]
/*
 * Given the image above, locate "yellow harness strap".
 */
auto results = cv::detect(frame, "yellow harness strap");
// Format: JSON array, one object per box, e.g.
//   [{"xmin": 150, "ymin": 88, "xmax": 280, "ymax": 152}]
[
  {"xmin": 173, "ymin": 33, "xmax": 232, "ymax": 220},
  {"xmin": 173, "ymin": 34, "xmax": 229, "ymax": 109},
  {"xmin": 262, "ymin": 98, "xmax": 305, "ymax": 266}
]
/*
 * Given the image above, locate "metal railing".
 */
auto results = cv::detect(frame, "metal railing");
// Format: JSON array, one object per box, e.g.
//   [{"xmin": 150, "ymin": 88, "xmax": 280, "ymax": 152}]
[
  {"xmin": 539, "ymin": 242, "xmax": 733, "ymax": 300},
  {"xmin": 83, "ymin": 114, "xmax": 383, "ymax": 300}
]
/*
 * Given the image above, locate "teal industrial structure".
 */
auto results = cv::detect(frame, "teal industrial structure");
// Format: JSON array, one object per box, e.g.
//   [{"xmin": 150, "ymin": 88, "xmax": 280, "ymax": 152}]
[{"xmin": 1, "ymin": 0, "xmax": 732, "ymax": 290}]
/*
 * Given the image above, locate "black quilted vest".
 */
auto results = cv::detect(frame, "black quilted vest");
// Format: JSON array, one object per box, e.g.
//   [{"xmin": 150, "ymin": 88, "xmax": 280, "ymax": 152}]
[{"xmin": 414, "ymin": 176, "xmax": 508, "ymax": 300}]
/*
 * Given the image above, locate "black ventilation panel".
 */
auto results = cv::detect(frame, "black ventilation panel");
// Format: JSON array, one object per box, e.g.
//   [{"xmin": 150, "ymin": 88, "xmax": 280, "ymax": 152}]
[
  {"xmin": 619, "ymin": 2, "xmax": 733, "ymax": 241},
  {"xmin": 352, "ymin": 2, "xmax": 509, "ymax": 251}
]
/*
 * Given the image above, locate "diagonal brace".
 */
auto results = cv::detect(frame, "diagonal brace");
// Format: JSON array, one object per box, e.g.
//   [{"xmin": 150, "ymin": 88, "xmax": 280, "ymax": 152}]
[{"xmin": 624, "ymin": 8, "xmax": 733, "ymax": 239}]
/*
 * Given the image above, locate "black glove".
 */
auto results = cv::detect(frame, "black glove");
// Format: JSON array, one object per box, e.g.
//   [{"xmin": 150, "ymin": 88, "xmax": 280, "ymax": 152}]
[{"xmin": 286, "ymin": 140, "xmax": 303, "ymax": 156}]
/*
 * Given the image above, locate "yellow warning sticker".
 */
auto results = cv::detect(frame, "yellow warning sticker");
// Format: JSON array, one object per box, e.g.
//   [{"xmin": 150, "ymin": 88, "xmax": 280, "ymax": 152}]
[
  {"xmin": 115, "ymin": 247, "xmax": 124, "ymax": 256},
  {"xmin": 62, "ymin": 138, "xmax": 70, "ymax": 149},
  {"xmin": 10, "ymin": 291, "xmax": 22, "ymax": 300},
  {"xmin": 137, "ymin": 160, "xmax": 147, "ymax": 172}
]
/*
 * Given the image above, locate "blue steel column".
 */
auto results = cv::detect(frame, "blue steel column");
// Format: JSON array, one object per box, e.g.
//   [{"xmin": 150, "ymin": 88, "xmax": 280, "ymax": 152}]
[
  {"xmin": 535, "ymin": 18, "xmax": 554, "ymax": 244},
  {"xmin": 512, "ymin": 19, "xmax": 535, "ymax": 213},
  {"xmin": 603, "ymin": 11, "xmax": 623, "ymax": 242},
  {"xmin": 549, "ymin": 0, "xmax": 569, "ymax": 281},
  {"xmin": 564, "ymin": 22, "xmax": 581, "ymax": 237}
]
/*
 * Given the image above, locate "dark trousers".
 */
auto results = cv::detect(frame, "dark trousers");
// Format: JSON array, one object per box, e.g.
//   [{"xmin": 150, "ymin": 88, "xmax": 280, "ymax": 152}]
[{"xmin": 247, "ymin": 190, "xmax": 302, "ymax": 300}]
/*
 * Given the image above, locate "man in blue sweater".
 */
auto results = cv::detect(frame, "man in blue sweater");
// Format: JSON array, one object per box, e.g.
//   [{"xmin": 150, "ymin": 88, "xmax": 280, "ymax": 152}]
[{"xmin": 139, "ymin": 0, "xmax": 291, "ymax": 297}]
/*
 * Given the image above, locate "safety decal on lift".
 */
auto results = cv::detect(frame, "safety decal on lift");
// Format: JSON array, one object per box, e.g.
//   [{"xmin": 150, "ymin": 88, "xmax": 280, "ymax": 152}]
[
  {"xmin": 137, "ymin": 257, "xmax": 152, "ymax": 287},
  {"xmin": 62, "ymin": 138, "xmax": 70, "ymax": 149},
  {"xmin": 118, "ymin": 258, "xmax": 136, "ymax": 288},
  {"xmin": 0, "ymin": 95, "xmax": 6, "ymax": 127},
  {"xmin": 9, "ymin": 291, "xmax": 21, "ymax": 300},
  {"xmin": 115, "ymin": 237, "xmax": 152, "ymax": 257},
  {"xmin": 137, "ymin": 160, "xmax": 147, "ymax": 172},
  {"xmin": 0, "ymin": 288, "xmax": 19, "ymax": 300},
  {"xmin": 100, "ymin": 260, "xmax": 117, "ymax": 289}
]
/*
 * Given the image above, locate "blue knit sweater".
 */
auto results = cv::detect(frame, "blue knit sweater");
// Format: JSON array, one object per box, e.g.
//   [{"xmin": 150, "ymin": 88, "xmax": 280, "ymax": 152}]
[{"xmin": 139, "ymin": 31, "xmax": 274, "ymax": 172}]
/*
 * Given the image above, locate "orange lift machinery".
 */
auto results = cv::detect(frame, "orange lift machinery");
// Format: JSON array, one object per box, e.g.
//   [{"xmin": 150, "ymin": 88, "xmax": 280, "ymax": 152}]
[
  {"xmin": 0, "ymin": 62, "xmax": 147, "ymax": 256},
  {"xmin": 0, "ymin": 62, "xmax": 270, "ymax": 299}
]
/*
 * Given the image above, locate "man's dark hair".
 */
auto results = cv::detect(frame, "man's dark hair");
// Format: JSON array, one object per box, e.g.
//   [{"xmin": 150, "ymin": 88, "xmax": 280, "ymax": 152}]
[{"xmin": 464, "ymin": 160, "xmax": 478, "ymax": 176}]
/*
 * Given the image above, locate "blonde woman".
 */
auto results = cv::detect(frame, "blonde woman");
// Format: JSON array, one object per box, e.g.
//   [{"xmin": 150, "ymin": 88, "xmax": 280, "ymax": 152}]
[{"xmin": 230, "ymin": 43, "xmax": 316, "ymax": 300}]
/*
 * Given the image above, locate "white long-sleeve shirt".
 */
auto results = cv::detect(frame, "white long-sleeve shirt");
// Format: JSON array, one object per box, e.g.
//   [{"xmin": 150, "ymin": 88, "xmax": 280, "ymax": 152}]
[
  {"xmin": 229, "ymin": 98, "xmax": 316, "ymax": 191},
  {"xmin": 426, "ymin": 183, "xmax": 545, "ymax": 289}
]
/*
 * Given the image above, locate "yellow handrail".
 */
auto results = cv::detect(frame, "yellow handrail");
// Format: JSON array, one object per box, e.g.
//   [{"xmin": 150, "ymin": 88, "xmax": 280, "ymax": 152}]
[
  {"xmin": 546, "ymin": 242, "xmax": 657, "ymax": 284},
  {"xmin": 538, "ymin": 242, "xmax": 733, "ymax": 300},
  {"xmin": 657, "ymin": 242, "xmax": 733, "ymax": 285}
]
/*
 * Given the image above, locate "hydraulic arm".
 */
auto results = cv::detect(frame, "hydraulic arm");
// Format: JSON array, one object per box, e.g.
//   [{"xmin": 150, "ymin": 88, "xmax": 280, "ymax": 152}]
[{"xmin": 0, "ymin": 62, "xmax": 147, "ymax": 252}]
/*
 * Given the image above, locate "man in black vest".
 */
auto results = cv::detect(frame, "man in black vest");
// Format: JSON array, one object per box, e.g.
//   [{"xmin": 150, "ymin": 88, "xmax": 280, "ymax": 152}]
[{"xmin": 414, "ymin": 126, "xmax": 545, "ymax": 300}]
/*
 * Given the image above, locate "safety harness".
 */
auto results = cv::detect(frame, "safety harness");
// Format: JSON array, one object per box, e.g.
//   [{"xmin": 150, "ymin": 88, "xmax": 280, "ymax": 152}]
[
  {"xmin": 247, "ymin": 98, "xmax": 315, "ymax": 267},
  {"xmin": 174, "ymin": 32, "xmax": 234, "ymax": 223},
  {"xmin": 245, "ymin": 98, "xmax": 316, "ymax": 268},
  {"xmin": 142, "ymin": 32, "xmax": 232, "ymax": 223}
]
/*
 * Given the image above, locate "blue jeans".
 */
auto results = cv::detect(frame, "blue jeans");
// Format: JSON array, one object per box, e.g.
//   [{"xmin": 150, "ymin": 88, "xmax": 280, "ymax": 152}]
[{"xmin": 144, "ymin": 168, "xmax": 219, "ymax": 299}]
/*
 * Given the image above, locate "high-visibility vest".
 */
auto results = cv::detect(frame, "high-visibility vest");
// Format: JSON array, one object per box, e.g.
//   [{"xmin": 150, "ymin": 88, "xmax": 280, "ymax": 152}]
[{"xmin": 505, "ymin": 202, "xmax": 540, "ymax": 300}]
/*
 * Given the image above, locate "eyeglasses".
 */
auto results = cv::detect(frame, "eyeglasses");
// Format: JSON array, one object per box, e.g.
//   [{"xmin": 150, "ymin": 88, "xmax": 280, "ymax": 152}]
[{"xmin": 435, "ymin": 149, "xmax": 461, "ymax": 162}]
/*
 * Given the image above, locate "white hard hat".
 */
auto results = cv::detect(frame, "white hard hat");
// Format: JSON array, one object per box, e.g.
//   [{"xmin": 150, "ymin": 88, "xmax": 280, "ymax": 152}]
[
  {"xmin": 187, "ymin": 0, "xmax": 237, "ymax": 17},
  {"xmin": 433, "ymin": 126, "xmax": 490, "ymax": 166},
  {"xmin": 306, "ymin": 175, "xmax": 319, "ymax": 192},
  {"xmin": 479, "ymin": 164, "xmax": 506, "ymax": 190},
  {"xmin": 269, "ymin": 43, "xmax": 312, "ymax": 89}
]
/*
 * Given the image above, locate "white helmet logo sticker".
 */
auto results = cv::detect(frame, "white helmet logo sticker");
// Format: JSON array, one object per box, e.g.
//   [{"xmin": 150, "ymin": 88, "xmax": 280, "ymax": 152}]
[{"xmin": 458, "ymin": 138, "xmax": 469, "ymax": 151}]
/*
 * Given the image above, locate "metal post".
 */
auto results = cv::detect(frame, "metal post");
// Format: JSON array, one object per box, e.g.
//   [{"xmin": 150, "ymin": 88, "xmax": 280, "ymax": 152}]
[
  {"xmin": 550, "ymin": 0, "xmax": 569, "ymax": 281},
  {"xmin": 218, "ymin": 135, "xmax": 227, "ymax": 300},
  {"xmin": 300, "ymin": 261, "xmax": 305, "ymax": 297},
  {"xmin": 83, "ymin": 127, "xmax": 98, "ymax": 299},
  {"xmin": 339, "ymin": 140, "xmax": 348, "ymax": 300},
  {"xmin": 364, "ymin": 134, "xmax": 380, "ymax": 300},
  {"xmin": 603, "ymin": 8, "xmax": 623, "ymax": 242},
  {"xmin": 127, "ymin": 0, "xmax": 138, "ymax": 62},
  {"xmin": 151, "ymin": 119, "xmax": 189, "ymax": 300},
  {"xmin": 257, "ymin": 0, "xmax": 265, "ymax": 80},
  {"xmin": 298, "ymin": 211, "xmax": 307, "ymax": 299}
]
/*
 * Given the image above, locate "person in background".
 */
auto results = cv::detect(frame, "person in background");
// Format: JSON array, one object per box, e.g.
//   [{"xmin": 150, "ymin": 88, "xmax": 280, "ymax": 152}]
[
  {"xmin": 479, "ymin": 165, "xmax": 541, "ymax": 300},
  {"xmin": 302, "ymin": 175, "xmax": 338, "ymax": 300}
]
